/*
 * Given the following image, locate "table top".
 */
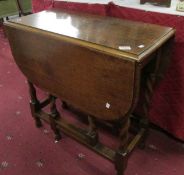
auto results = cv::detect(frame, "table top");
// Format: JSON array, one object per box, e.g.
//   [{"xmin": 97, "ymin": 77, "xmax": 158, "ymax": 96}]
[
  {"xmin": 5, "ymin": 9, "xmax": 175, "ymax": 121},
  {"xmin": 9, "ymin": 9, "xmax": 174, "ymax": 60}
]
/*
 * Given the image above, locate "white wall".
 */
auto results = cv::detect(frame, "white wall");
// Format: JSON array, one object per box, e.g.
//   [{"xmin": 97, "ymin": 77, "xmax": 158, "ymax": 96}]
[{"xmin": 55, "ymin": 0, "xmax": 184, "ymax": 16}]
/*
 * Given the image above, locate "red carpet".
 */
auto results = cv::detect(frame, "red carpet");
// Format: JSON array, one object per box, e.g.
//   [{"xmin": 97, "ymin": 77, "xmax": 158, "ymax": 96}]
[{"xmin": 1, "ymin": 22, "xmax": 184, "ymax": 175}]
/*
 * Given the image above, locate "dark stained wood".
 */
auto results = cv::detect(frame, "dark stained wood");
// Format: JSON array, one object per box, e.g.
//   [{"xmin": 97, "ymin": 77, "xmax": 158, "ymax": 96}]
[
  {"xmin": 28, "ymin": 81, "xmax": 42, "ymax": 128},
  {"xmin": 4, "ymin": 9, "xmax": 175, "ymax": 175},
  {"xmin": 4, "ymin": 22, "xmax": 136, "ymax": 121},
  {"xmin": 4, "ymin": 9, "xmax": 174, "ymax": 121},
  {"xmin": 115, "ymin": 116, "xmax": 130, "ymax": 175},
  {"xmin": 140, "ymin": 0, "xmax": 171, "ymax": 7},
  {"xmin": 87, "ymin": 116, "xmax": 99, "ymax": 146},
  {"xmin": 8, "ymin": 9, "xmax": 173, "ymax": 57},
  {"xmin": 49, "ymin": 95, "xmax": 62, "ymax": 141}
]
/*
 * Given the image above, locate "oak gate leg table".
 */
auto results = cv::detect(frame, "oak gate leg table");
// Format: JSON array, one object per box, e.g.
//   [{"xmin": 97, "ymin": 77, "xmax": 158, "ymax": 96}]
[{"xmin": 4, "ymin": 9, "xmax": 175, "ymax": 175}]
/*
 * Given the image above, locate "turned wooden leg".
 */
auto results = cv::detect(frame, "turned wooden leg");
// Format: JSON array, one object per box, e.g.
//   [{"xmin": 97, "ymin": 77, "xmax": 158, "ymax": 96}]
[
  {"xmin": 139, "ymin": 77, "xmax": 151, "ymax": 149},
  {"xmin": 87, "ymin": 116, "xmax": 99, "ymax": 146},
  {"xmin": 115, "ymin": 151, "xmax": 128, "ymax": 175},
  {"xmin": 115, "ymin": 117, "xmax": 130, "ymax": 175},
  {"xmin": 139, "ymin": 49, "xmax": 162, "ymax": 149},
  {"xmin": 62, "ymin": 101, "xmax": 68, "ymax": 109},
  {"xmin": 138, "ymin": 73, "xmax": 154, "ymax": 149},
  {"xmin": 28, "ymin": 81, "xmax": 42, "ymax": 128},
  {"xmin": 49, "ymin": 95, "xmax": 62, "ymax": 141}
]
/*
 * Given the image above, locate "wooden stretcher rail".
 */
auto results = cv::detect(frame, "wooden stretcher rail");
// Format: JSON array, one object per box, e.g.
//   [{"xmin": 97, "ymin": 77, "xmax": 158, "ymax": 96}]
[{"xmin": 4, "ymin": 9, "xmax": 175, "ymax": 175}]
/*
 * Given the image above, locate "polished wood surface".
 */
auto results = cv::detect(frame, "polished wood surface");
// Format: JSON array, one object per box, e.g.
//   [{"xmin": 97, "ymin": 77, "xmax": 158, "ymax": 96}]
[
  {"xmin": 5, "ymin": 25, "xmax": 136, "ymax": 121},
  {"xmin": 4, "ymin": 10, "xmax": 175, "ymax": 175},
  {"xmin": 9, "ymin": 9, "xmax": 173, "ymax": 58},
  {"xmin": 4, "ymin": 10, "xmax": 174, "ymax": 121}
]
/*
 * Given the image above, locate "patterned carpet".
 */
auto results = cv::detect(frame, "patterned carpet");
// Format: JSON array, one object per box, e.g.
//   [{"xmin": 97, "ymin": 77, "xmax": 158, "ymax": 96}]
[{"xmin": 0, "ymin": 20, "xmax": 184, "ymax": 175}]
